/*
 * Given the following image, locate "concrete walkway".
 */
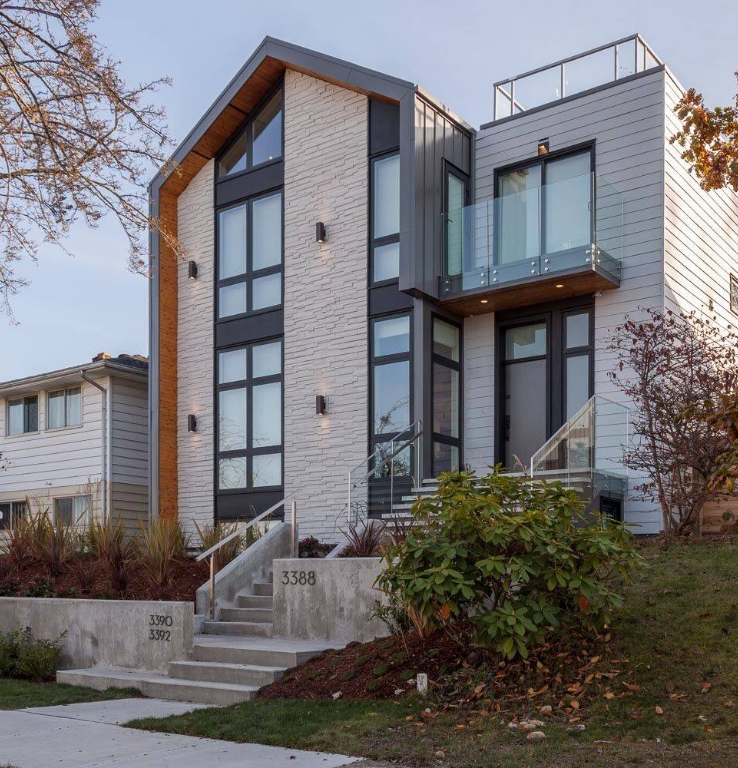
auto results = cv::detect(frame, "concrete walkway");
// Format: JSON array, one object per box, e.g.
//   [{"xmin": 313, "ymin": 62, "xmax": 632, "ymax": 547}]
[{"xmin": 0, "ymin": 698, "xmax": 361, "ymax": 767}]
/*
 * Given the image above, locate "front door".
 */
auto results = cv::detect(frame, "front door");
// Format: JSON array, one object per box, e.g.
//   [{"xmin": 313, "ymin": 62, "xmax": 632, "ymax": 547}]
[{"xmin": 499, "ymin": 302, "xmax": 594, "ymax": 470}]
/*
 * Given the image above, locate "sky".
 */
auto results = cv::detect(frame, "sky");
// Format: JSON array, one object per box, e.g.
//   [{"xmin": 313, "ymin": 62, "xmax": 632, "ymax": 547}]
[{"xmin": 2, "ymin": 0, "xmax": 737, "ymax": 380}]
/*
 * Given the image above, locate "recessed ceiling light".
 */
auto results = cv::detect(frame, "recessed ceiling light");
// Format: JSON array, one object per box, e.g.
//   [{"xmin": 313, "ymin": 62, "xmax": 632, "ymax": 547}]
[
  {"xmin": 555, "ymin": 284, "xmax": 564, "ymax": 289},
  {"xmin": 480, "ymin": 299, "xmax": 489, "ymax": 304}
]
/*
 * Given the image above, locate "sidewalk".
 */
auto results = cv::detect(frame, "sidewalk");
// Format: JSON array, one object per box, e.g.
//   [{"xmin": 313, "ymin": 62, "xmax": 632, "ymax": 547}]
[{"xmin": 0, "ymin": 698, "xmax": 361, "ymax": 767}]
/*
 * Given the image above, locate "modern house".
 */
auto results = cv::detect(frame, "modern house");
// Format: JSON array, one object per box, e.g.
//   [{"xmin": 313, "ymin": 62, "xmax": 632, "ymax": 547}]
[
  {"xmin": 0, "ymin": 354, "xmax": 149, "ymax": 533},
  {"xmin": 148, "ymin": 34, "xmax": 738, "ymax": 539}
]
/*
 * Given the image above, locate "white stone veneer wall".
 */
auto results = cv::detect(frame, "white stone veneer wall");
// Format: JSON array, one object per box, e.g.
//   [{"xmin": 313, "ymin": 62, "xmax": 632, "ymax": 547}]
[
  {"xmin": 283, "ymin": 70, "xmax": 368, "ymax": 540},
  {"xmin": 176, "ymin": 160, "xmax": 215, "ymax": 536}
]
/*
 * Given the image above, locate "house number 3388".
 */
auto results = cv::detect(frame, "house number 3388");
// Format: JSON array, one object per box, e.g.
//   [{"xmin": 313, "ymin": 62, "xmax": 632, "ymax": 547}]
[{"xmin": 282, "ymin": 570, "xmax": 316, "ymax": 586}]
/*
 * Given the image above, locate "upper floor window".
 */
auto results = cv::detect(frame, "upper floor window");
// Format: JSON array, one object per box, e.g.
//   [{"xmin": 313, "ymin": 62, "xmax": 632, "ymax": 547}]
[
  {"xmin": 371, "ymin": 153, "xmax": 400, "ymax": 284},
  {"xmin": 47, "ymin": 387, "xmax": 82, "ymax": 429},
  {"xmin": 218, "ymin": 89, "xmax": 283, "ymax": 178},
  {"xmin": 7, "ymin": 395, "xmax": 38, "ymax": 435},
  {"xmin": 217, "ymin": 191, "xmax": 283, "ymax": 319}
]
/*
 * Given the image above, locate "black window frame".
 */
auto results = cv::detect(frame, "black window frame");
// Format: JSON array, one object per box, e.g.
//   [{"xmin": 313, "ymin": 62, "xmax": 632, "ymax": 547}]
[
  {"xmin": 7, "ymin": 395, "xmax": 38, "ymax": 436},
  {"xmin": 492, "ymin": 143, "xmax": 595, "ymax": 267},
  {"xmin": 369, "ymin": 150, "xmax": 401, "ymax": 287},
  {"xmin": 561, "ymin": 307, "xmax": 595, "ymax": 421},
  {"xmin": 215, "ymin": 338, "xmax": 284, "ymax": 494},
  {"xmin": 216, "ymin": 85, "xmax": 285, "ymax": 180},
  {"xmin": 431, "ymin": 314, "xmax": 463, "ymax": 475},
  {"xmin": 215, "ymin": 188, "xmax": 284, "ymax": 322},
  {"xmin": 443, "ymin": 162, "xmax": 471, "ymax": 279},
  {"xmin": 369, "ymin": 311, "xmax": 413, "ymax": 455}
]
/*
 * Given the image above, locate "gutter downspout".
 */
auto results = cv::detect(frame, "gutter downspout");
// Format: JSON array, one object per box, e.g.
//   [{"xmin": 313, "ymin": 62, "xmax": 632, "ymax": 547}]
[{"xmin": 81, "ymin": 371, "xmax": 109, "ymax": 526}]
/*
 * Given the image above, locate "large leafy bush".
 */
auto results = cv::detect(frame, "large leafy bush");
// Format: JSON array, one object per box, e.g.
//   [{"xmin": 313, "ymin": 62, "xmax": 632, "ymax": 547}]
[{"xmin": 377, "ymin": 470, "xmax": 642, "ymax": 659}]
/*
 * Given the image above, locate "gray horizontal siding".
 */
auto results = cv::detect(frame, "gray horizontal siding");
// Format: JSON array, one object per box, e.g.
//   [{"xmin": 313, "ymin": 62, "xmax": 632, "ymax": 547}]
[{"xmin": 110, "ymin": 380, "xmax": 149, "ymax": 486}]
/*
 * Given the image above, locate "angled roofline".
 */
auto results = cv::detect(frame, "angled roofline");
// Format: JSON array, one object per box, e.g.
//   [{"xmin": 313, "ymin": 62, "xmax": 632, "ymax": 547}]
[{"xmin": 149, "ymin": 36, "xmax": 417, "ymax": 194}]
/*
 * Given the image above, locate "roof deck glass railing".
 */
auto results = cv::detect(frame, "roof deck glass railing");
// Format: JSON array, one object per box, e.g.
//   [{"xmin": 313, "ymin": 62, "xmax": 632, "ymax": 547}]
[
  {"xmin": 442, "ymin": 171, "xmax": 622, "ymax": 297},
  {"xmin": 494, "ymin": 34, "xmax": 662, "ymax": 121}
]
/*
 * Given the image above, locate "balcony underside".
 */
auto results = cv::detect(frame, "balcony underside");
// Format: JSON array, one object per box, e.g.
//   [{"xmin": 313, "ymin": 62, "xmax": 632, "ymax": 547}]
[{"xmin": 439, "ymin": 262, "xmax": 620, "ymax": 317}]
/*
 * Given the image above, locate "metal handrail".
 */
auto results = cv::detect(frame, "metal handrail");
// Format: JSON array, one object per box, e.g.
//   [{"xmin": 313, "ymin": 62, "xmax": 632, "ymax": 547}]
[{"xmin": 196, "ymin": 491, "xmax": 298, "ymax": 619}]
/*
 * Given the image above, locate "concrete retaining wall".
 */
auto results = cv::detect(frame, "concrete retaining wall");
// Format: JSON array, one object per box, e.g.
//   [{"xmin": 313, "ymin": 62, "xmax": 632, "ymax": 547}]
[
  {"xmin": 272, "ymin": 557, "xmax": 389, "ymax": 643},
  {"xmin": 0, "ymin": 598, "xmax": 193, "ymax": 674}
]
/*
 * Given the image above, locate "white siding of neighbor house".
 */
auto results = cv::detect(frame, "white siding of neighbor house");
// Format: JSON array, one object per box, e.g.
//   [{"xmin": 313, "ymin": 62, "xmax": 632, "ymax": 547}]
[
  {"xmin": 469, "ymin": 69, "xmax": 667, "ymax": 532},
  {"xmin": 662, "ymin": 69, "xmax": 738, "ymax": 324},
  {"xmin": 283, "ymin": 70, "xmax": 369, "ymax": 539},
  {"xmin": 176, "ymin": 160, "xmax": 216, "ymax": 536},
  {"xmin": 110, "ymin": 377, "xmax": 149, "ymax": 533},
  {"xmin": 0, "ymin": 379, "xmax": 105, "ymax": 519}
]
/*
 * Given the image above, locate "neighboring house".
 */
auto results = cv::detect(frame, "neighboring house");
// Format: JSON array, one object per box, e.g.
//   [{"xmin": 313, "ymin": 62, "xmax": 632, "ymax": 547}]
[
  {"xmin": 148, "ymin": 35, "xmax": 738, "ymax": 538},
  {"xmin": 0, "ymin": 354, "xmax": 149, "ymax": 533}
]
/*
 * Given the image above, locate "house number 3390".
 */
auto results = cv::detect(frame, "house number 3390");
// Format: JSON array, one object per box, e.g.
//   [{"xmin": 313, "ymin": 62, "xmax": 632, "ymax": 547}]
[{"xmin": 282, "ymin": 570, "xmax": 316, "ymax": 586}]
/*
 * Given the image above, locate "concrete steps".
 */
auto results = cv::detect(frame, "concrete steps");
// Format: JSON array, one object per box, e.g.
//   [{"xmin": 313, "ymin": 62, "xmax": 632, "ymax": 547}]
[
  {"xmin": 193, "ymin": 635, "xmax": 330, "ymax": 668},
  {"xmin": 168, "ymin": 660, "xmax": 284, "ymax": 687},
  {"xmin": 220, "ymin": 607, "xmax": 273, "ymax": 623},
  {"xmin": 203, "ymin": 620, "xmax": 274, "ymax": 637}
]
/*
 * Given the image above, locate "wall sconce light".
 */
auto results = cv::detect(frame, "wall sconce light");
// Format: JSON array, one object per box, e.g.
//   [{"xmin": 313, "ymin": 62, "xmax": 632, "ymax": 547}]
[
  {"xmin": 316, "ymin": 395, "xmax": 327, "ymax": 416},
  {"xmin": 315, "ymin": 222, "xmax": 327, "ymax": 243},
  {"xmin": 537, "ymin": 139, "xmax": 549, "ymax": 156},
  {"xmin": 188, "ymin": 260, "xmax": 198, "ymax": 280},
  {"xmin": 188, "ymin": 414, "xmax": 197, "ymax": 433}
]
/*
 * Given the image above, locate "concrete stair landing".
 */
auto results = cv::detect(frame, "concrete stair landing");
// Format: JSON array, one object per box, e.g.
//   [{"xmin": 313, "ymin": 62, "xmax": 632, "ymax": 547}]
[{"xmin": 58, "ymin": 574, "xmax": 341, "ymax": 705}]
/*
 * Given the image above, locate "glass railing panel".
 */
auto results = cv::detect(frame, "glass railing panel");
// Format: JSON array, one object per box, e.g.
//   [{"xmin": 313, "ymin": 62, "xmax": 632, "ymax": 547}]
[
  {"xmin": 442, "ymin": 172, "xmax": 622, "ymax": 297},
  {"xmin": 513, "ymin": 67, "xmax": 563, "ymax": 113},
  {"xmin": 564, "ymin": 47, "xmax": 616, "ymax": 97}
]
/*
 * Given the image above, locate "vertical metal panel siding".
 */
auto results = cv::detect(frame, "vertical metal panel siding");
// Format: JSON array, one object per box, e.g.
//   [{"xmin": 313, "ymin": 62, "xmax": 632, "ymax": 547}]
[{"xmin": 412, "ymin": 94, "xmax": 473, "ymax": 300}]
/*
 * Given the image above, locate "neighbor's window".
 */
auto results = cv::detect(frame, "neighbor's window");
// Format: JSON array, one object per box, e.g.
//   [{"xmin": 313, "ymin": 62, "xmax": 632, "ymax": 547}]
[
  {"xmin": 7, "ymin": 395, "xmax": 38, "ymax": 436},
  {"xmin": 218, "ymin": 88, "xmax": 283, "ymax": 178},
  {"xmin": 217, "ymin": 191, "xmax": 283, "ymax": 319},
  {"xmin": 371, "ymin": 152, "xmax": 401, "ymax": 283},
  {"xmin": 0, "ymin": 501, "xmax": 26, "ymax": 530},
  {"xmin": 53, "ymin": 495, "xmax": 91, "ymax": 527},
  {"xmin": 217, "ymin": 339, "xmax": 283, "ymax": 491},
  {"xmin": 47, "ymin": 387, "xmax": 82, "ymax": 429}
]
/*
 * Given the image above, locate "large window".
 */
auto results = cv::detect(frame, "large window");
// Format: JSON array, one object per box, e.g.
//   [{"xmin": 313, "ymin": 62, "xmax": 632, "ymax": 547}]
[
  {"xmin": 217, "ymin": 340, "xmax": 283, "ymax": 491},
  {"xmin": 370, "ymin": 314, "xmax": 411, "ymax": 460},
  {"xmin": 217, "ymin": 191, "xmax": 283, "ymax": 319},
  {"xmin": 432, "ymin": 318, "xmax": 462, "ymax": 474},
  {"xmin": 0, "ymin": 501, "xmax": 26, "ymax": 530},
  {"xmin": 370, "ymin": 153, "xmax": 400, "ymax": 284},
  {"xmin": 445, "ymin": 168, "xmax": 470, "ymax": 277},
  {"xmin": 7, "ymin": 395, "xmax": 38, "ymax": 436},
  {"xmin": 47, "ymin": 388, "xmax": 82, "ymax": 429},
  {"xmin": 53, "ymin": 495, "xmax": 91, "ymax": 527},
  {"xmin": 563, "ymin": 308, "xmax": 593, "ymax": 420},
  {"xmin": 218, "ymin": 88, "xmax": 283, "ymax": 178}
]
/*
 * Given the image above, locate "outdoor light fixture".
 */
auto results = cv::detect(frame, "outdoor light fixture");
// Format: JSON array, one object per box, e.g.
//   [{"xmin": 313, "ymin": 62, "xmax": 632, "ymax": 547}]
[
  {"xmin": 537, "ymin": 139, "xmax": 549, "ymax": 155},
  {"xmin": 315, "ymin": 222, "xmax": 327, "ymax": 243},
  {"xmin": 188, "ymin": 414, "xmax": 197, "ymax": 433},
  {"xmin": 188, "ymin": 260, "xmax": 198, "ymax": 280},
  {"xmin": 480, "ymin": 299, "xmax": 489, "ymax": 304},
  {"xmin": 555, "ymin": 283, "xmax": 564, "ymax": 289},
  {"xmin": 316, "ymin": 395, "xmax": 327, "ymax": 416}
]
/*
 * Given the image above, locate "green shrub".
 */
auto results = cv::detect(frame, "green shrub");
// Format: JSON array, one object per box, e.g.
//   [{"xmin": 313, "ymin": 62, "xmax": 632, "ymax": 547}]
[
  {"xmin": 366, "ymin": 679, "xmax": 380, "ymax": 693},
  {"xmin": 377, "ymin": 469, "xmax": 643, "ymax": 660},
  {"xmin": 339, "ymin": 670, "xmax": 355, "ymax": 681},
  {"xmin": 372, "ymin": 663, "xmax": 389, "ymax": 678},
  {"xmin": 399, "ymin": 669, "xmax": 415, "ymax": 681},
  {"xmin": 373, "ymin": 595, "xmax": 412, "ymax": 637},
  {"xmin": 354, "ymin": 654, "xmax": 373, "ymax": 668},
  {"xmin": 0, "ymin": 627, "xmax": 66, "ymax": 681}
]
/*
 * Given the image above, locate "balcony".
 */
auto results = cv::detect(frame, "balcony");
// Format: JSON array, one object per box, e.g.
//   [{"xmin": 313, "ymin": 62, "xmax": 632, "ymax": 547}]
[
  {"xmin": 440, "ymin": 172, "xmax": 622, "ymax": 315},
  {"xmin": 493, "ymin": 34, "xmax": 662, "ymax": 121}
]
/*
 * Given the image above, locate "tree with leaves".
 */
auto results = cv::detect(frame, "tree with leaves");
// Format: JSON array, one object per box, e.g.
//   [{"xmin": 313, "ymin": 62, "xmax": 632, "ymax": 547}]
[
  {"xmin": 671, "ymin": 74, "xmax": 738, "ymax": 192},
  {"xmin": 0, "ymin": 0, "xmax": 176, "ymax": 315},
  {"xmin": 609, "ymin": 308, "xmax": 738, "ymax": 537}
]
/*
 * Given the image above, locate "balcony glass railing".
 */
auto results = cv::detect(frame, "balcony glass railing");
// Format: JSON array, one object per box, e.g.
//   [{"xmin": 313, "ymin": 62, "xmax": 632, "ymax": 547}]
[
  {"xmin": 494, "ymin": 34, "xmax": 662, "ymax": 120},
  {"xmin": 442, "ymin": 172, "xmax": 622, "ymax": 297}
]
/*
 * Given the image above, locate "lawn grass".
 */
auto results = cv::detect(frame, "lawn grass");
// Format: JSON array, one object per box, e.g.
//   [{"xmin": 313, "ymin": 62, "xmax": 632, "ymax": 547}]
[
  {"xmin": 129, "ymin": 539, "xmax": 738, "ymax": 767},
  {"xmin": 0, "ymin": 678, "xmax": 140, "ymax": 710}
]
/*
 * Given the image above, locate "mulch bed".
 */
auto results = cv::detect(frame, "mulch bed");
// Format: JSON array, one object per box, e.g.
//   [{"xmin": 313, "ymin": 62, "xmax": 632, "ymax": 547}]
[
  {"xmin": 0, "ymin": 556, "xmax": 208, "ymax": 602},
  {"xmin": 259, "ymin": 627, "xmax": 634, "ymax": 720}
]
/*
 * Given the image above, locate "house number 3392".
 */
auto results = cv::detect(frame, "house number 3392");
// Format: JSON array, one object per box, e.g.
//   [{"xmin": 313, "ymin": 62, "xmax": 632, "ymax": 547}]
[{"xmin": 282, "ymin": 570, "xmax": 316, "ymax": 586}]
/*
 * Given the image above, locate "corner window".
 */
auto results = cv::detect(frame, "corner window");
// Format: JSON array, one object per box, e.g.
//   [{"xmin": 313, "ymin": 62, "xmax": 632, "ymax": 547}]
[
  {"xmin": 218, "ymin": 88, "xmax": 283, "ymax": 178},
  {"xmin": 53, "ymin": 495, "xmax": 91, "ymax": 527},
  {"xmin": 444, "ymin": 168, "xmax": 469, "ymax": 277},
  {"xmin": 217, "ymin": 191, "xmax": 283, "ymax": 319},
  {"xmin": 47, "ymin": 388, "xmax": 82, "ymax": 429},
  {"xmin": 217, "ymin": 340, "xmax": 283, "ymax": 491},
  {"xmin": 371, "ymin": 314, "xmax": 411, "ymax": 442},
  {"xmin": 371, "ymin": 153, "xmax": 400, "ymax": 284},
  {"xmin": 7, "ymin": 395, "xmax": 38, "ymax": 435}
]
